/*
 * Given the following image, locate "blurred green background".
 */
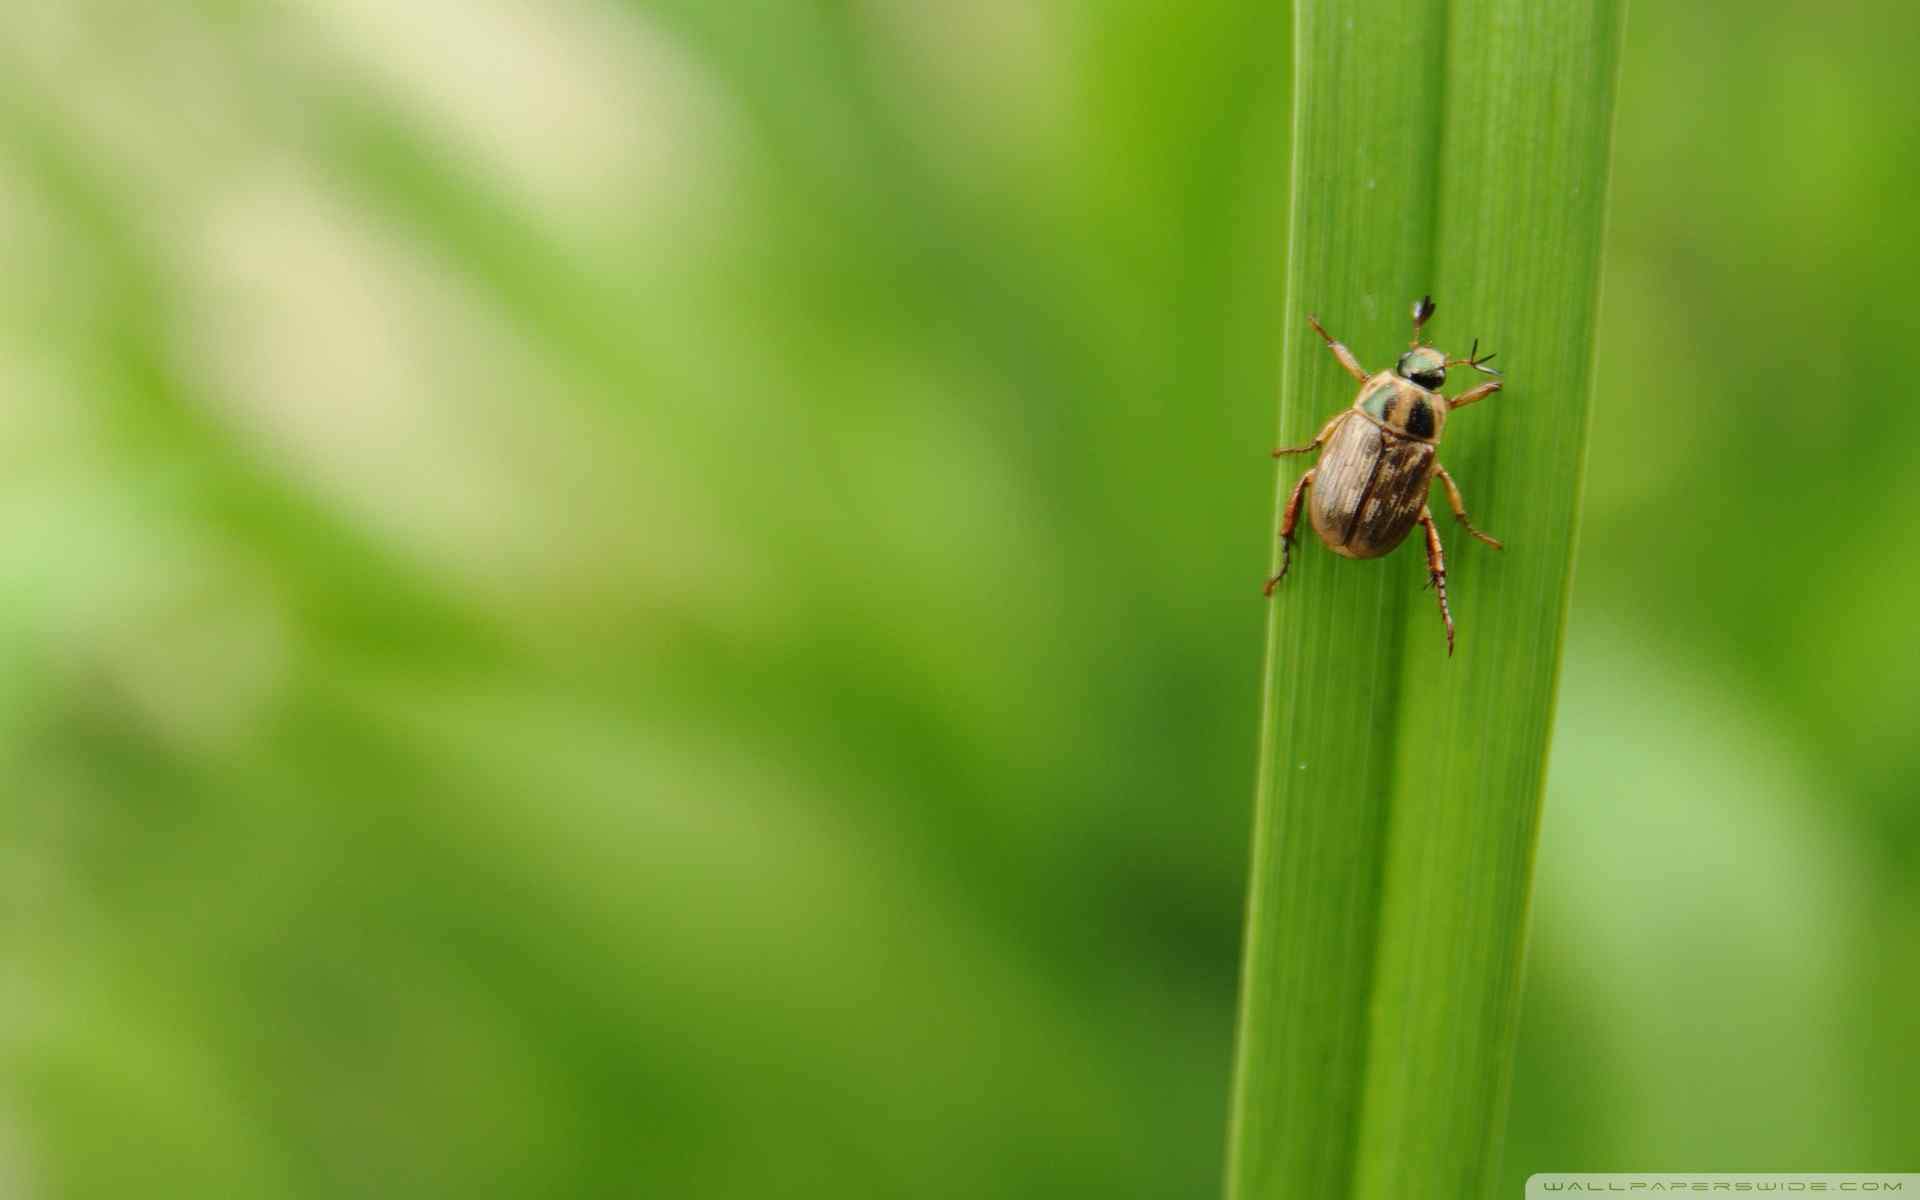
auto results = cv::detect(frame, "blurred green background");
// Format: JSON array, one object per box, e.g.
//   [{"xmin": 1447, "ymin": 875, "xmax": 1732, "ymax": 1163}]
[{"xmin": 1, "ymin": 1, "xmax": 1914, "ymax": 1196}]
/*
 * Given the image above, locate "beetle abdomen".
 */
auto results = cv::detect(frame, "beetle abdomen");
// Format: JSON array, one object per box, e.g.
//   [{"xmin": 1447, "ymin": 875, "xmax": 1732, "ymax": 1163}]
[{"xmin": 1308, "ymin": 417, "xmax": 1435, "ymax": 559}]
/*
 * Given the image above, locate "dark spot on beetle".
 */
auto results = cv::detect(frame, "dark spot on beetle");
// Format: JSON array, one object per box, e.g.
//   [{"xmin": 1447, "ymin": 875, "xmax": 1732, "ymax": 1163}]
[
  {"xmin": 1412, "ymin": 369, "xmax": 1446, "ymax": 391},
  {"xmin": 1406, "ymin": 397, "xmax": 1435, "ymax": 439}
]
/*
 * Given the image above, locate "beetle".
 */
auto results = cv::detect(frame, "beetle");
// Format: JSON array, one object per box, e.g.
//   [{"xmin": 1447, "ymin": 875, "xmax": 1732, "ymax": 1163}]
[{"xmin": 1263, "ymin": 295, "xmax": 1504, "ymax": 655}]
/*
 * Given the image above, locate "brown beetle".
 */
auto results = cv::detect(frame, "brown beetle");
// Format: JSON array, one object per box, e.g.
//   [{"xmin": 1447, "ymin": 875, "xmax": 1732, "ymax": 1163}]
[{"xmin": 1264, "ymin": 296, "xmax": 1504, "ymax": 655}]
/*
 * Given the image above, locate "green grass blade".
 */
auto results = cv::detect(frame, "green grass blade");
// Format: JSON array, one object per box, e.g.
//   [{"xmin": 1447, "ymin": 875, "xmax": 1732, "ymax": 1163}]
[
  {"xmin": 1226, "ymin": 3, "xmax": 1452, "ymax": 1194},
  {"xmin": 1227, "ymin": 3, "xmax": 1625, "ymax": 1198}
]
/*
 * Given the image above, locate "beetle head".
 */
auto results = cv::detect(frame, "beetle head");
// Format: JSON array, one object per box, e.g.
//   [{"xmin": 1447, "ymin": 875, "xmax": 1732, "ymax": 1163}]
[{"xmin": 1395, "ymin": 346, "xmax": 1448, "ymax": 391}]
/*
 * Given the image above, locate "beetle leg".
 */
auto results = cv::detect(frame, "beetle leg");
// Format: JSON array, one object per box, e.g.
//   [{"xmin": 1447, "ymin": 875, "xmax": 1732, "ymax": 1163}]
[
  {"xmin": 1433, "ymin": 464, "xmax": 1503, "ymax": 549},
  {"xmin": 1446, "ymin": 378, "xmax": 1503, "ymax": 410},
  {"xmin": 1417, "ymin": 507, "xmax": 1455, "ymax": 656},
  {"xmin": 1273, "ymin": 409, "xmax": 1350, "ymax": 457},
  {"xmin": 1306, "ymin": 314, "xmax": 1370, "ymax": 383},
  {"xmin": 1263, "ymin": 468, "xmax": 1315, "ymax": 596}
]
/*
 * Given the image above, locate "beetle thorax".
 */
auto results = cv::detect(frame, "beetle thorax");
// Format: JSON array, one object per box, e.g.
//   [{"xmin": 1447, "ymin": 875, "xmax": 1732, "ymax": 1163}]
[{"xmin": 1355, "ymin": 372, "xmax": 1447, "ymax": 442}]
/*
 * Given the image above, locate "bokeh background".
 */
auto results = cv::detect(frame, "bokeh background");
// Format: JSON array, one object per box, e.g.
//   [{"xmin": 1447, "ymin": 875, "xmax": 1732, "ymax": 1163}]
[{"xmin": 1, "ymin": 2, "xmax": 1914, "ymax": 1196}]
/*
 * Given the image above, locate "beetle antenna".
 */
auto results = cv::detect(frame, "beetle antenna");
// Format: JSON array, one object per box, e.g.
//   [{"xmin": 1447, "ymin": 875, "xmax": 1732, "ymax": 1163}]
[
  {"xmin": 1411, "ymin": 295, "xmax": 1435, "ymax": 346},
  {"xmin": 1450, "ymin": 337, "xmax": 1502, "ymax": 376}
]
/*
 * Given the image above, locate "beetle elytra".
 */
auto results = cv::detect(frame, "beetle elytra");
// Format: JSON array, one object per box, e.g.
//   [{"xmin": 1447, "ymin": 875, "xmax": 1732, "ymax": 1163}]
[{"xmin": 1264, "ymin": 295, "xmax": 1504, "ymax": 655}]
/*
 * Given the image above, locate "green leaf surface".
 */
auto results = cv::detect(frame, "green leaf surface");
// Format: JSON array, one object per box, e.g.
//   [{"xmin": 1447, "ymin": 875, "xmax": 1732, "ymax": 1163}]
[{"xmin": 1226, "ymin": 4, "xmax": 1626, "ymax": 1198}]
